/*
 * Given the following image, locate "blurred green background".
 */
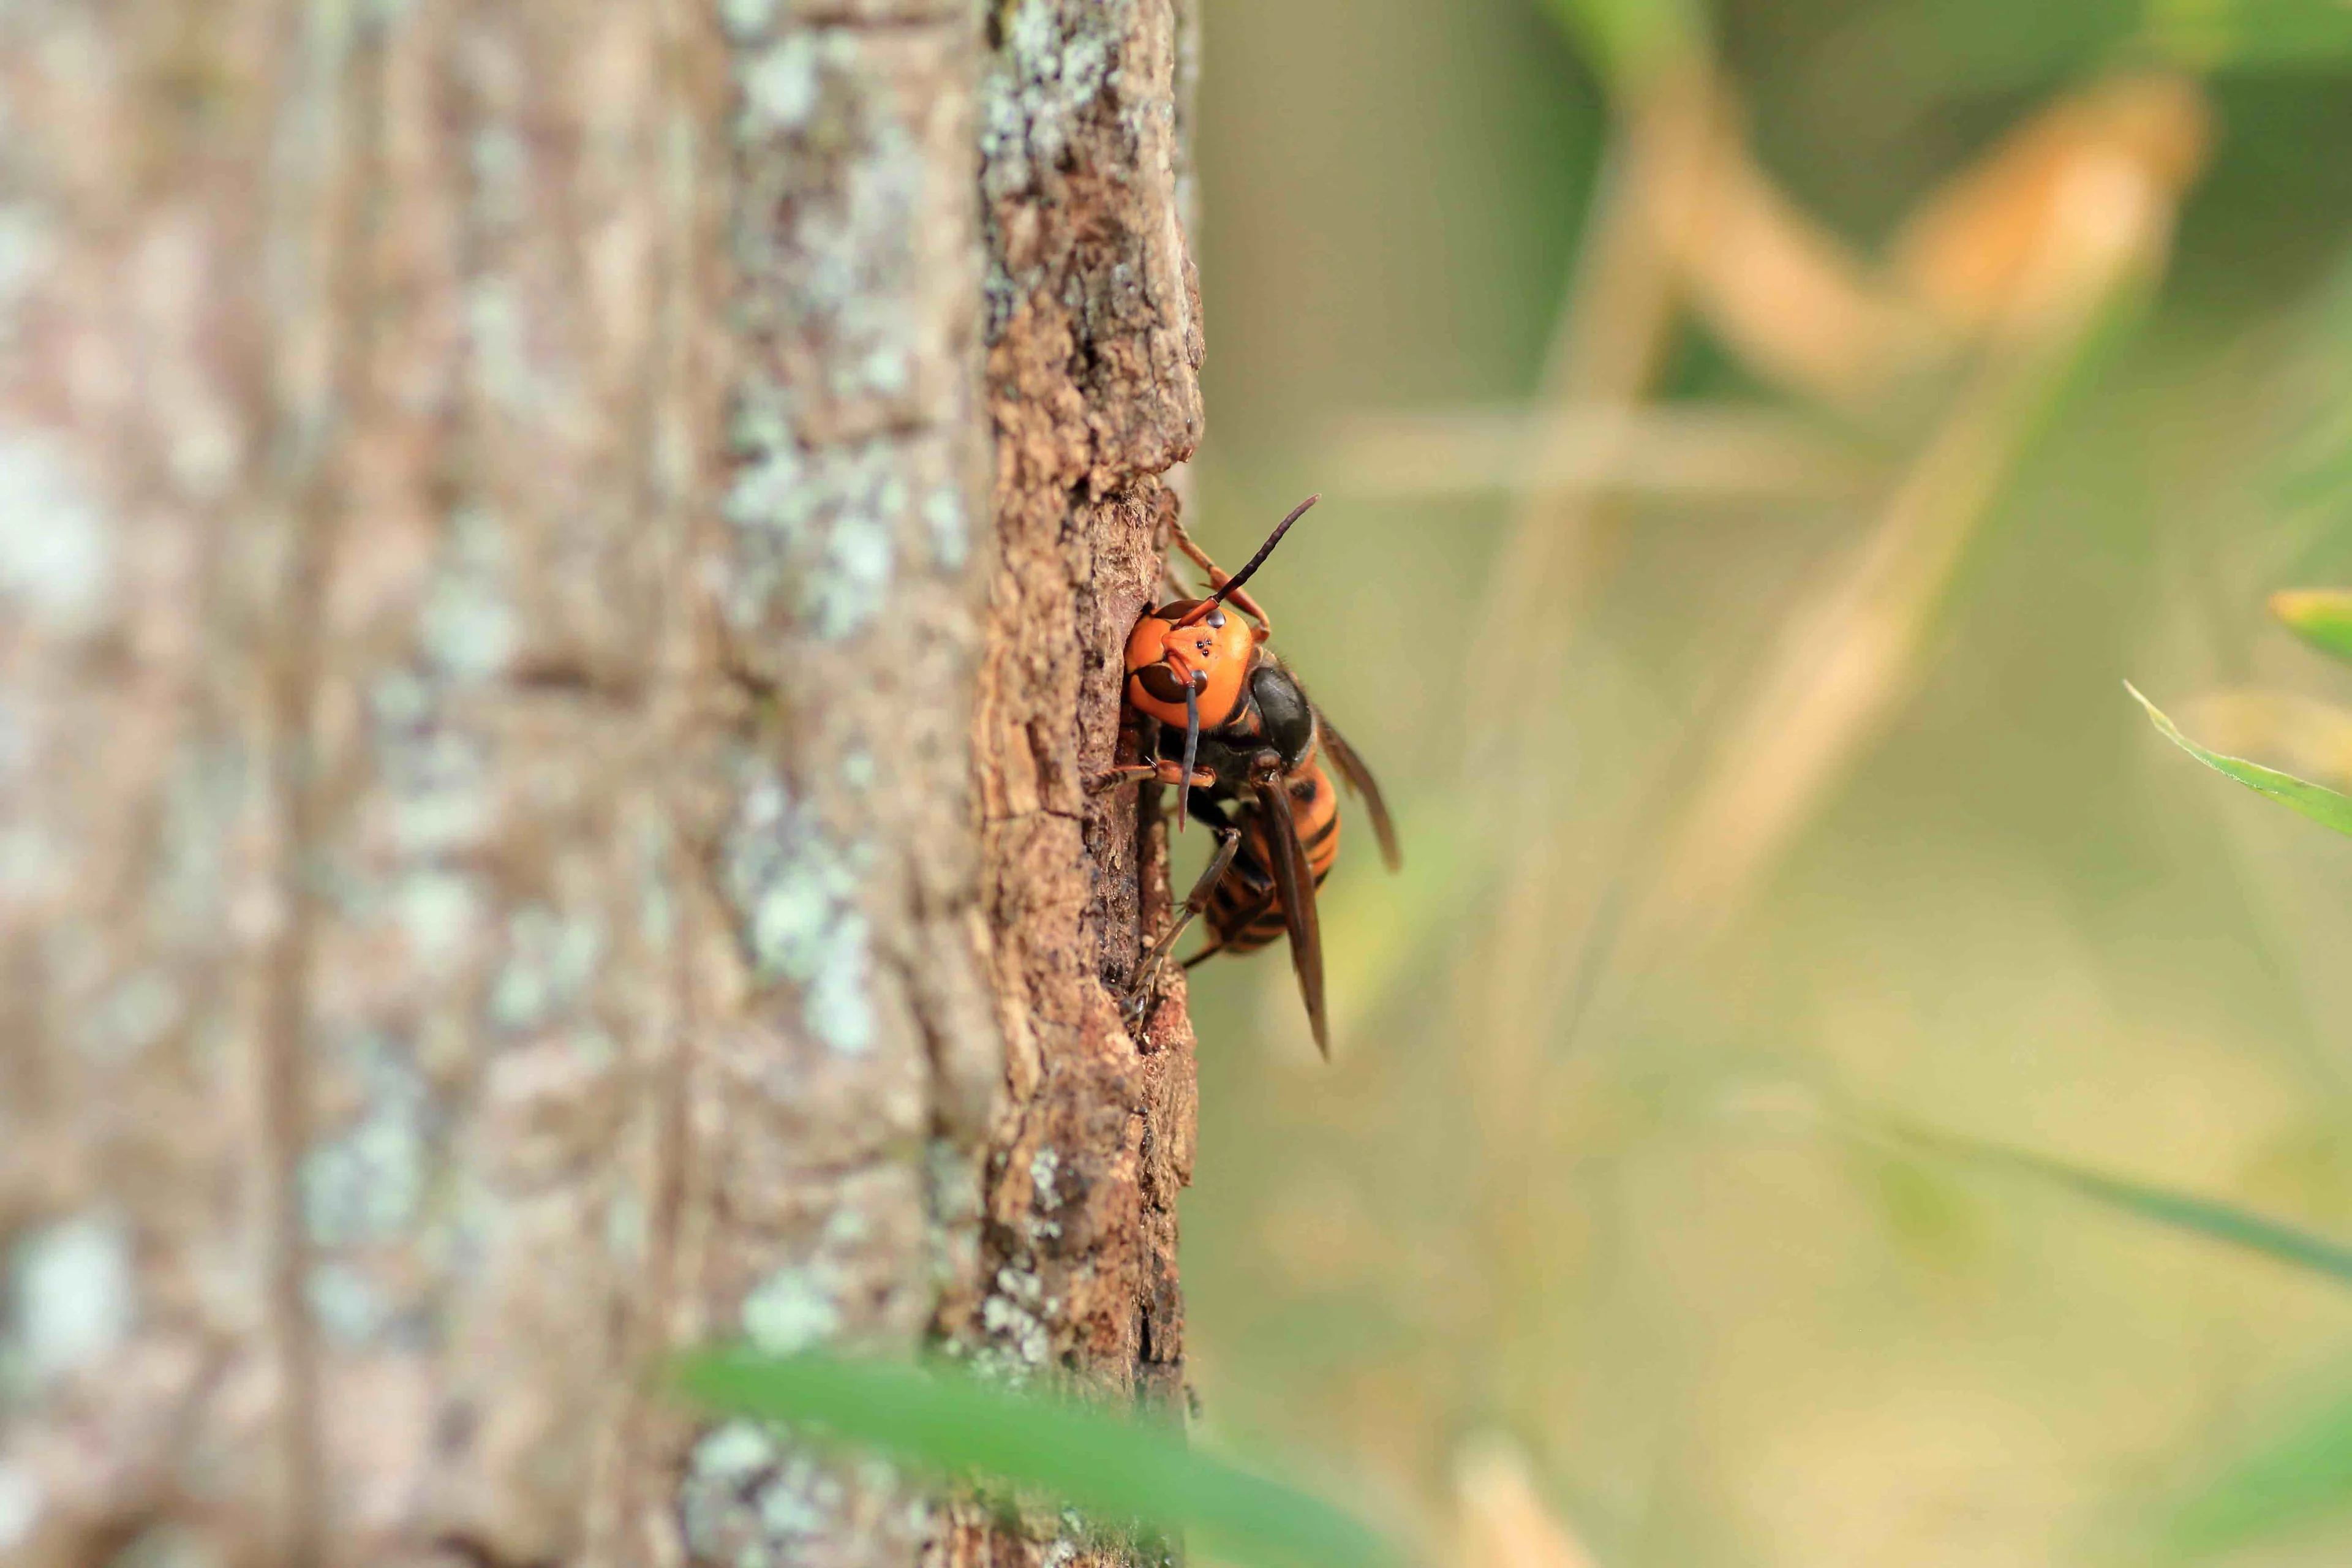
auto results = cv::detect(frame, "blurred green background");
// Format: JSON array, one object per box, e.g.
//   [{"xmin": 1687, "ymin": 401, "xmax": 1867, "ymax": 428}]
[{"xmin": 1172, "ymin": 1, "xmax": 2352, "ymax": 1562}]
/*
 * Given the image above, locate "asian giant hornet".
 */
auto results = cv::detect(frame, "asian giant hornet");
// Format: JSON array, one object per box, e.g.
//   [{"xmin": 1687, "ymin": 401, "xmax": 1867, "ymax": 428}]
[{"xmin": 1097, "ymin": 495, "xmax": 1401, "ymax": 1057}]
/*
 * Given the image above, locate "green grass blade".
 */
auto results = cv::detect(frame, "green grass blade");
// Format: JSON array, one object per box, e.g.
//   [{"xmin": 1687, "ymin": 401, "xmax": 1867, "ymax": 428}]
[
  {"xmin": 2272, "ymin": 589, "xmax": 2352, "ymax": 663},
  {"xmin": 2127, "ymin": 682, "xmax": 2352, "ymax": 837},
  {"xmin": 2165, "ymin": 1384, "xmax": 2352, "ymax": 1559},
  {"xmin": 674, "ymin": 1350, "xmax": 1409, "ymax": 1568},
  {"xmin": 1887, "ymin": 1118, "xmax": 2352, "ymax": 1288}
]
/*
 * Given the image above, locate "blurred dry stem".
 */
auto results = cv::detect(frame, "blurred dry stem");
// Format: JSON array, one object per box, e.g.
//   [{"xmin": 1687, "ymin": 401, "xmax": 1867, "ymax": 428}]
[
  {"xmin": 1629, "ymin": 330, "xmax": 2097, "ymax": 955},
  {"xmin": 1471, "ymin": 62, "xmax": 2211, "ymax": 982},
  {"xmin": 1629, "ymin": 68, "xmax": 2208, "ymax": 954},
  {"xmin": 1650, "ymin": 80, "xmax": 1946, "ymax": 409},
  {"xmin": 1891, "ymin": 72, "xmax": 2211, "ymax": 338},
  {"xmin": 1453, "ymin": 1435, "xmax": 1600, "ymax": 1568},
  {"xmin": 1324, "ymin": 404, "xmax": 1879, "ymax": 501},
  {"xmin": 1436, "ymin": 58, "xmax": 2216, "ymax": 1437},
  {"xmin": 1454, "ymin": 73, "xmax": 1695, "ymax": 1411}
]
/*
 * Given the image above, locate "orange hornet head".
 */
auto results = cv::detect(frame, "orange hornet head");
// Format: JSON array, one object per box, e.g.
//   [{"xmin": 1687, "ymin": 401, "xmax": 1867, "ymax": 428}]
[
  {"xmin": 1121, "ymin": 493, "xmax": 1319, "ymax": 831},
  {"xmin": 1125, "ymin": 599, "xmax": 1254, "ymax": 832},
  {"xmin": 1125, "ymin": 602, "xmax": 1254, "ymax": 732}
]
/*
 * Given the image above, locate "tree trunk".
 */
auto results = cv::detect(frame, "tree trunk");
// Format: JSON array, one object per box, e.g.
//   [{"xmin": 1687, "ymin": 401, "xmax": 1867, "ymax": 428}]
[{"xmin": 0, "ymin": 0, "xmax": 1197, "ymax": 1565}]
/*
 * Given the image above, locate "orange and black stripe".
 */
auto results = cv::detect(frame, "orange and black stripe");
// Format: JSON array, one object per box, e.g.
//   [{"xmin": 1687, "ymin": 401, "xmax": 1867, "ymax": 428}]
[{"xmin": 1204, "ymin": 759, "xmax": 1340, "ymax": 956}]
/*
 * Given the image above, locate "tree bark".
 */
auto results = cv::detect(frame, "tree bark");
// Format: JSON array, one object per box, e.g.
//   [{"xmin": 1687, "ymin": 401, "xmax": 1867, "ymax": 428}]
[
  {"xmin": 0, "ymin": 0, "xmax": 1197, "ymax": 1564},
  {"xmin": 934, "ymin": 0, "xmax": 1204, "ymax": 1559}
]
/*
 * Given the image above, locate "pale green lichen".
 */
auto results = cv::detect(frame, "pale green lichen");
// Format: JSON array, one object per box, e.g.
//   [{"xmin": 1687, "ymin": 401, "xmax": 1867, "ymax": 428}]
[
  {"xmin": 924, "ymin": 484, "xmax": 968, "ymax": 572},
  {"xmin": 0, "ymin": 826, "xmax": 55, "ymax": 902},
  {"xmin": 802, "ymin": 913, "xmax": 874, "ymax": 1055},
  {"xmin": 741, "ymin": 1264, "xmax": 840, "ymax": 1357},
  {"xmin": 369, "ymin": 670, "xmax": 432, "ymax": 728},
  {"xmin": 7, "ymin": 1212, "xmax": 135, "ymax": 1384},
  {"xmin": 605, "ymin": 1188, "xmax": 646, "ymax": 1265},
  {"xmin": 810, "ymin": 516, "xmax": 892, "ymax": 640},
  {"xmin": 0, "ymin": 432, "xmax": 110, "ymax": 629},
  {"xmin": 0, "ymin": 206, "xmax": 53, "ymax": 353},
  {"xmin": 758, "ymin": 1465, "xmax": 825, "ymax": 1536},
  {"xmin": 984, "ymin": 0, "xmax": 1115, "ymax": 204},
  {"xmin": 420, "ymin": 506, "xmax": 519, "ymax": 681},
  {"xmin": 723, "ymin": 14, "xmax": 951, "ymax": 636},
  {"xmin": 822, "ymin": 1204, "xmax": 871, "ymax": 1248},
  {"xmin": 393, "ymin": 869, "xmax": 483, "ymax": 978},
  {"xmin": 926, "ymin": 1138, "xmax": 983, "ymax": 1288},
  {"xmin": 382, "ymin": 729, "xmax": 492, "ymax": 860},
  {"xmin": 819, "ymin": 128, "xmax": 929, "ymax": 399},
  {"xmin": 157, "ymin": 744, "xmax": 244, "ymax": 929},
  {"xmin": 723, "ymin": 771, "xmax": 877, "ymax": 1054},
  {"xmin": 0, "ymin": 695, "xmax": 25, "ymax": 786},
  {"xmin": 463, "ymin": 281, "xmax": 545, "ymax": 420},
  {"xmin": 487, "ymin": 905, "xmax": 603, "ymax": 1033},
  {"xmin": 724, "ymin": 413, "xmax": 905, "ymax": 643},
  {"xmin": 388, "ymin": 784, "xmax": 491, "ymax": 860},
  {"xmin": 108, "ymin": 1524, "xmax": 225, "ymax": 1568},
  {"xmin": 418, "ymin": 1168, "xmax": 499, "ymax": 1286},
  {"xmin": 469, "ymin": 126, "xmax": 529, "ymax": 228},
  {"xmin": 636, "ymin": 812, "xmax": 678, "ymax": 951},
  {"xmin": 729, "ymin": 381, "xmax": 794, "ymax": 453},
  {"xmin": 680, "ymin": 1420, "xmax": 851, "ymax": 1566},
  {"xmin": 976, "ymin": 1264, "xmax": 1051, "ymax": 1372},
  {"xmin": 81, "ymin": 970, "xmax": 181, "ymax": 1061},
  {"xmin": 693, "ymin": 1419, "xmax": 775, "ymax": 1483},
  {"xmin": 1028, "ymin": 1147, "xmax": 1061, "ymax": 1210},
  {"xmin": 716, "ymin": 0, "xmax": 779, "ymax": 42},
  {"xmin": 0, "ymin": 1461, "xmax": 39, "ymax": 1552},
  {"xmin": 570, "ymin": 1025, "xmax": 617, "ymax": 1071},
  {"xmin": 304, "ymin": 1261, "xmax": 388, "ymax": 1348},
  {"xmin": 724, "ymin": 445, "xmax": 803, "ymax": 540},
  {"xmin": 741, "ymin": 36, "xmax": 821, "ymax": 137},
  {"xmin": 856, "ymin": 344, "xmax": 908, "ymax": 396},
  {"xmin": 301, "ymin": 1035, "xmax": 431, "ymax": 1248}
]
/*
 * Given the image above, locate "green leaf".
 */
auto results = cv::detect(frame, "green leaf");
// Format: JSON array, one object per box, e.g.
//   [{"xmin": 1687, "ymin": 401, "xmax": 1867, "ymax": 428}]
[
  {"xmin": 2146, "ymin": 0, "xmax": 2352, "ymax": 69},
  {"xmin": 1885, "ymin": 1117, "xmax": 2352, "ymax": 1289},
  {"xmin": 2127, "ymin": 682, "xmax": 2352, "ymax": 838},
  {"xmin": 674, "ymin": 1349, "xmax": 1409, "ymax": 1568},
  {"xmin": 2272, "ymin": 589, "xmax": 2352, "ymax": 664},
  {"xmin": 2166, "ymin": 1382, "xmax": 2352, "ymax": 1558}
]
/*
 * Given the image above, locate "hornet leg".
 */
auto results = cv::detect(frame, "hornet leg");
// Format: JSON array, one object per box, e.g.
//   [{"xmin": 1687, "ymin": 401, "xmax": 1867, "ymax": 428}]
[
  {"xmin": 1090, "ymin": 758, "xmax": 1217, "ymax": 796},
  {"xmin": 1123, "ymin": 825, "xmax": 1242, "ymax": 1027}
]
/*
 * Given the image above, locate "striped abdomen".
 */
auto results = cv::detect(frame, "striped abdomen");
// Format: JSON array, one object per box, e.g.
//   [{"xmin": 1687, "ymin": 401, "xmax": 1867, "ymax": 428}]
[{"xmin": 1205, "ymin": 760, "xmax": 1341, "ymax": 956}]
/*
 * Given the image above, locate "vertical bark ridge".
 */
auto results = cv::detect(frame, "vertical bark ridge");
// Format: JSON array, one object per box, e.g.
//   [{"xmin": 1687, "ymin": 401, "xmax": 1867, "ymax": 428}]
[
  {"xmin": 940, "ymin": 1, "xmax": 1205, "ymax": 1562},
  {"xmin": 671, "ymin": 2, "xmax": 997, "ymax": 1565},
  {"xmin": 259, "ymin": 2, "xmax": 395, "ymax": 1556}
]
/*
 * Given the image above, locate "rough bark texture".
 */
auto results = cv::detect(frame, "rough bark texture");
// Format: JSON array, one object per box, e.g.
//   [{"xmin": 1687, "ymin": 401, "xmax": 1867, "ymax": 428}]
[
  {"xmin": 677, "ymin": 2, "xmax": 1001, "ymax": 1566},
  {"xmin": 0, "ymin": 0, "xmax": 1193, "ymax": 1564},
  {"xmin": 933, "ymin": 0, "xmax": 1205, "ymax": 1558},
  {"xmin": 0, "ymin": 4, "xmax": 734, "ymax": 1561}
]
